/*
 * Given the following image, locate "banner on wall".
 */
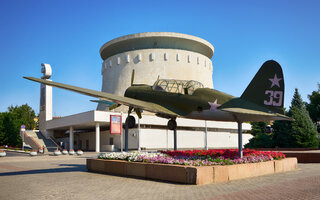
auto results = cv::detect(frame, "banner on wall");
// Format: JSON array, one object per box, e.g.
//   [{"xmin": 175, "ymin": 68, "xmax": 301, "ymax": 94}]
[{"xmin": 110, "ymin": 115, "xmax": 122, "ymax": 134}]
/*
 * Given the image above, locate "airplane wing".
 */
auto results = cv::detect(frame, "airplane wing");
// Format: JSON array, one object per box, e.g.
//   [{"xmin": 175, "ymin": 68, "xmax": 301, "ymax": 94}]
[
  {"xmin": 221, "ymin": 107, "xmax": 291, "ymax": 121},
  {"xmin": 219, "ymin": 98, "xmax": 291, "ymax": 121},
  {"xmin": 23, "ymin": 77, "xmax": 179, "ymax": 117}
]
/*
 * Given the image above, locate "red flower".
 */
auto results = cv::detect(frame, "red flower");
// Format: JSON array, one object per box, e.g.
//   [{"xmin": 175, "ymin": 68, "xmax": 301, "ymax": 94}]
[{"xmin": 160, "ymin": 148, "xmax": 285, "ymax": 160}]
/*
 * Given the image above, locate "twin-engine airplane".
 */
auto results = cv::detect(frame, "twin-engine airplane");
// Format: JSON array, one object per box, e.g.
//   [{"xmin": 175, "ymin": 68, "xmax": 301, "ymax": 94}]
[{"xmin": 24, "ymin": 60, "xmax": 290, "ymax": 156}]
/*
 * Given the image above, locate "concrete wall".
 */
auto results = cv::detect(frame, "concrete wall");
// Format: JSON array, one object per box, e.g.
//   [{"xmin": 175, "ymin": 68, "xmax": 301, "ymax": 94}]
[
  {"xmin": 99, "ymin": 49, "xmax": 213, "ymax": 111},
  {"xmin": 75, "ymin": 128, "xmax": 252, "ymax": 151},
  {"xmin": 139, "ymin": 129, "xmax": 252, "ymax": 150}
]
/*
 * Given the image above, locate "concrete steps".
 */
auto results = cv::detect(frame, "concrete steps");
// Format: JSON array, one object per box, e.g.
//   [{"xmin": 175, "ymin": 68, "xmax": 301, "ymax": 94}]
[{"xmin": 22, "ymin": 130, "xmax": 59, "ymax": 152}]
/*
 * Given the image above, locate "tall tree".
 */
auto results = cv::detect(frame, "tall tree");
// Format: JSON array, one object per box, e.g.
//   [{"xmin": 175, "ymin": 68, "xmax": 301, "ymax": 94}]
[
  {"xmin": 0, "ymin": 113, "xmax": 6, "ymax": 145},
  {"xmin": 2, "ymin": 112, "xmax": 21, "ymax": 146},
  {"xmin": 8, "ymin": 104, "xmax": 36, "ymax": 130},
  {"xmin": 306, "ymin": 83, "xmax": 320, "ymax": 130},
  {"xmin": 289, "ymin": 89, "xmax": 318, "ymax": 147},
  {"xmin": 0, "ymin": 104, "xmax": 36, "ymax": 147}
]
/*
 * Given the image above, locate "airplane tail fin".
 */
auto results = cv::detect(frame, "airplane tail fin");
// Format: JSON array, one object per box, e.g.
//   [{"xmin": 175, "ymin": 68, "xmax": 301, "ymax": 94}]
[{"xmin": 240, "ymin": 60, "xmax": 285, "ymax": 114}]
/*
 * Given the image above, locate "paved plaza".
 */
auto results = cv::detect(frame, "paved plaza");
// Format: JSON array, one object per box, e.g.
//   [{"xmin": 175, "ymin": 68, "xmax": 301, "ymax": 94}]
[{"xmin": 0, "ymin": 153, "xmax": 320, "ymax": 200}]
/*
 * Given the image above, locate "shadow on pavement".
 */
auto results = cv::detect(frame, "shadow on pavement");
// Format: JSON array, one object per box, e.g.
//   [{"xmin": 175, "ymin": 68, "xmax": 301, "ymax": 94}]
[{"xmin": 0, "ymin": 164, "xmax": 87, "ymax": 176}]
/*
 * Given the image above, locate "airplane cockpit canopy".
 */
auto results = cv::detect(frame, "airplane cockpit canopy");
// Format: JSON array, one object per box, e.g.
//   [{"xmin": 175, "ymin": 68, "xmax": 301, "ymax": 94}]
[{"xmin": 152, "ymin": 79, "xmax": 204, "ymax": 95}]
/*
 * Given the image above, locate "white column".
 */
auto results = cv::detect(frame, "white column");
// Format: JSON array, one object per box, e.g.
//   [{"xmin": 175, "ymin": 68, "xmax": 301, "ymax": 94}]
[
  {"xmin": 69, "ymin": 126, "xmax": 74, "ymax": 150},
  {"xmin": 39, "ymin": 63, "xmax": 53, "ymax": 139},
  {"xmin": 95, "ymin": 123, "xmax": 100, "ymax": 152}
]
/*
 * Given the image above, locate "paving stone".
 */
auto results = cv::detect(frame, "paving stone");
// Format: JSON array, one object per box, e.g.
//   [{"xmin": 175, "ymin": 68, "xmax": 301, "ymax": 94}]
[{"xmin": 0, "ymin": 154, "xmax": 319, "ymax": 200}]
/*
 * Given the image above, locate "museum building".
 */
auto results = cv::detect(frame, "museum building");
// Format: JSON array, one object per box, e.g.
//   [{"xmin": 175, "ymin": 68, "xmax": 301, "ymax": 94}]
[{"xmin": 38, "ymin": 32, "xmax": 252, "ymax": 152}]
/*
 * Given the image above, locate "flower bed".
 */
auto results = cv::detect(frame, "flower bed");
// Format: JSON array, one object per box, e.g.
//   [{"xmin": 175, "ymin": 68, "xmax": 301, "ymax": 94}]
[
  {"xmin": 161, "ymin": 149, "xmax": 285, "ymax": 160},
  {"xmin": 92, "ymin": 149, "xmax": 294, "ymax": 185},
  {"xmin": 98, "ymin": 149, "xmax": 286, "ymax": 166},
  {"xmin": 87, "ymin": 156, "xmax": 297, "ymax": 185}
]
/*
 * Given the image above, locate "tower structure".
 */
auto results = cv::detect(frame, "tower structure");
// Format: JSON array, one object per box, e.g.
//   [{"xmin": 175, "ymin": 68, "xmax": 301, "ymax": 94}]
[
  {"xmin": 97, "ymin": 32, "xmax": 214, "ymax": 111},
  {"xmin": 38, "ymin": 63, "xmax": 53, "ymax": 138}
]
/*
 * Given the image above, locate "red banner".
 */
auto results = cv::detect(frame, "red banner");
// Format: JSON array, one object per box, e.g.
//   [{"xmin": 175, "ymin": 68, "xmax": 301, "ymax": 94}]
[{"xmin": 110, "ymin": 115, "xmax": 122, "ymax": 134}]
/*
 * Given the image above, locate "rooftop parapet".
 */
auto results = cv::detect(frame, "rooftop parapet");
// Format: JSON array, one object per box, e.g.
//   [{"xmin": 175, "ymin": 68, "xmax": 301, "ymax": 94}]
[{"xmin": 100, "ymin": 32, "xmax": 214, "ymax": 60}]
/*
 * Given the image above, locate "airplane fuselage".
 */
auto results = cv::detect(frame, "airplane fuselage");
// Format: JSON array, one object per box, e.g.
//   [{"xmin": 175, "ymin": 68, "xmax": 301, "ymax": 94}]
[{"xmin": 124, "ymin": 85, "xmax": 236, "ymax": 121}]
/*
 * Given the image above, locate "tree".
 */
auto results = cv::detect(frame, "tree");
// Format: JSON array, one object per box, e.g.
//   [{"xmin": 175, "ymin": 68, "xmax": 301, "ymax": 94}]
[
  {"xmin": 0, "ymin": 104, "xmax": 36, "ymax": 147},
  {"xmin": 306, "ymin": 83, "xmax": 320, "ymax": 131},
  {"xmin": 272, "ymin": 119, "xmax": 294, "ymax": 147},
  {"xmin": 244, "ymin": 122, "xmax": 274, "ymax": 148},
  {"xmin": 245, "ymin": 132, "xmax": 274, "ymax": 148},
  {"xmin": 290, "ymin": 109, "xmax": 318, "ymax": 147},
  {"xmin": 250, "ymin": 122, "xmax": 268, "ymax": 136},
  {"xmin": 277, "ymin": 88, "xmax": 318, "ymax": 148},
  {"xmin": 2, "ymin": 112, "xmax": 21, "ymax": 146},
  {"xmin": 0, "ymin": 113, "xmax": 6, "ymax": 145},
  {"xmin": 8, "ymin": 104, "xmax": 36, "ymax": 130}
]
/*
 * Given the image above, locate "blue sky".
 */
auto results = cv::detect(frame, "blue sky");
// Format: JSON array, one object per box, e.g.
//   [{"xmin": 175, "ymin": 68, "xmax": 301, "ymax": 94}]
[{"xmin": 0, "ymin": 0, "xmax": 319, "ymax": 116}]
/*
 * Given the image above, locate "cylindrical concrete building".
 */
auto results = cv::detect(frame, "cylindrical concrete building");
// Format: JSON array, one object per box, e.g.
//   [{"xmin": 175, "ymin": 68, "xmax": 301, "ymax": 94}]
[{"xmin": 98, "ymin": 32, "xmax": 214, "ymax": 111}]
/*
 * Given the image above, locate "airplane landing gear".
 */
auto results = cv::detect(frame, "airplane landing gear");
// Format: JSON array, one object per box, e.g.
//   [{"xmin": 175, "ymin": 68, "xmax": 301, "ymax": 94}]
[
  {"xmin": 126, "ymin": 115, "xmax": 136, "ymax": 128},
  {"xmin": 167, "ymin": 119, "xmax": 177, "ymax": 130},
  {"xmin": 124, "ymin": 107, "xmax": 136, "ymax": 152},
  {"xmin": 167, "ymin": 119, "xmax": 178, "ymax": 150}
]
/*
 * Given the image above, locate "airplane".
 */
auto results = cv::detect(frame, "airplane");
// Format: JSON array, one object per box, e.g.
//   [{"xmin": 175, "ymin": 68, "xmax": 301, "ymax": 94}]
[{"xmin": 24, "ymin": 60, "xmax": 290, "ymax": 157}]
